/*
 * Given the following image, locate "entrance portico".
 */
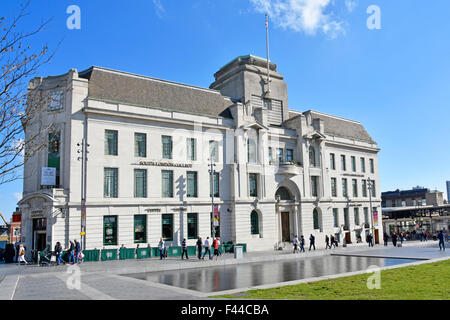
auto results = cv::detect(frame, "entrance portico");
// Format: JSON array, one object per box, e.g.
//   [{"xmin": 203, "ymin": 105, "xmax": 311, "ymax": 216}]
[{"xmin": 275, "ymin": 185, "xmax": 301, "ymax": 247}]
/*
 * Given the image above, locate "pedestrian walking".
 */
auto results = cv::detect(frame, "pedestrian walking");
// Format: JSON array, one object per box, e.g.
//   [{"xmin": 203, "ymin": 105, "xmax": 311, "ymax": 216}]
[
  {"xmin": 158, "ymin": 238, "xmax": 165, "ymax": 260},
  {"xmin": 181, "ymin": 238, "xmax": 189, "ymax": 259},
  {"xmin": 392, "ymin": 233, "xmax": 397, "ymax": 247},
  {"xmin": 74, "ymin": 239, "xmax": 81, "ymax": 264},
  {"xmin": 54, "ymin": 242, "xmax": 64, "ymax": 265},
  {"xmin": 203, "ymin": 237, "xmax": 212, "ymax": 260},
  {"xmin": 196, "ymin": 237, "xmax": 203, "ymax": 260},
  {"xmin": 300, "ymin": 235, "xmax": 305, "ymax": 252},
  {"xmin": 438, "ymin": 230, "xmax": 445, "ymax": 251},
  {"xmin": 309, "ymin": 234, "xmax": 315, "ymax": 251},
  {"xmin": 325, "ymin": 235, "xmax": 331, "ymax": 249},
  {"xmin": 368, "ymin": 234, "xmax": 374, "ymax": 247},
  {"xmin": 68, "ymin": 241, "xmax": 75, "ymax": 264},
  {"xmin": 330, "ymin": 235, "xmax": 336, "ymax": 249},
  {"xmin": 293, "ymin": 235, "xmax": 299, "ymax": 253},
  {"xmin": 17, "ymin": 244, "xmax": 27, "ymax": 265},
  {"xmin": 383, "ymin": 232, "xmax": 388, "ymax": 246},
  {"xmin": 213, "ymin": 237, "xmax": 220, "ymax": 260}
]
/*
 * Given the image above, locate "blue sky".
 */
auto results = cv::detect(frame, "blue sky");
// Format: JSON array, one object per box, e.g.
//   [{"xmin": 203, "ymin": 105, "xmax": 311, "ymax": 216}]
[{"xmin": 1, "ymin": 0, "xmax": 449, "ymax": 220}]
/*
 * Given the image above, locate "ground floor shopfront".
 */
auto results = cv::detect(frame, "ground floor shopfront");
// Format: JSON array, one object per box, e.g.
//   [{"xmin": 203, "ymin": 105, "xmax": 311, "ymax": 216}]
[{"xmin": 18, "ymin": 191, "xmax": 382, "ymax": 259}]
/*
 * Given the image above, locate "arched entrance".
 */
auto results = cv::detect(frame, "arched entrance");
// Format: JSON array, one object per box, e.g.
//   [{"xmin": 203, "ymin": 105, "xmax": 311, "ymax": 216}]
[{"xmin": 275, "ymin": 183, "xmax": 300, "ymax": 244}]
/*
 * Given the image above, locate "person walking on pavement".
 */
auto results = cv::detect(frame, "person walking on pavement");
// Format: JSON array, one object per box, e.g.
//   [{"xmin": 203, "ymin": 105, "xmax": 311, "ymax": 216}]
[
  {"xmin": 383, "ymin": 232, "xmax": 389, "ymax": 246},
  {"xmin": 55, "ymin": 242, "xmax": 64, "ymax": 265},
  {"xmin": 392, "ymin": 233, "xmax": 397, "ymax": 247},
  {"xmin": 309, "ymin": 234, "xmax": 315, "ymax": 251},
  {"xmin": 74, "ymin": 239, "xmax": 81, "ymax": 264},
  {"xmin": 68, "ymin": 241, "xmax": 75, "ymax": 264},
  {"xmin": 213, "ymin": 237, "xmax": 220, "ymax": 260},
  {"xmin": 181, "ymin": 238, "xmax": 189, "ymax": 260},
  {"xmin": 158, "ymin": 238, "xmax": 165, "ymax": 260},
  {"xmin": 196, "ymin": 237, "xmax": 203, "ymax": 260},
  {"xmin": 17, "ymin": 244, "xmax": 27, "ymax": 265},
  {"xmin": 368, "ymin": 234, "xmax": 374, "ymax": 247},
  {"xmin": 330, "ymin": 235, "xmax": 336, "ymax": 249},
  {"xmin": 293, "ymin": 235, "xmax": 299, "ymax": 253},
  {"xmin": 300, "ymin": 235, "xmax": 305, "ymax": 252},
  {"xmin": 325, "ymin": 235, "xmax": 331, "ymax": 249},
  {"xmin": 438, "ymin": 230, "xmax": 445, "ymax": 251},
  {"xmin": 203, "ymin": 237, "xmax": 212, "ymax": 260}
]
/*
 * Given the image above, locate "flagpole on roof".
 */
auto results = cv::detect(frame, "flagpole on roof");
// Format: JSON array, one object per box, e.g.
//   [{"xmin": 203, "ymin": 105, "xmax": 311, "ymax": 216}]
[{"xmin": 265, "ymin": 13, "xmax": 271, "ymax": 95}]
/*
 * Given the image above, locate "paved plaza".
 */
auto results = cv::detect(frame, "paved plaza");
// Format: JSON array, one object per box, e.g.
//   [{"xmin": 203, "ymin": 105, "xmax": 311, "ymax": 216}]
[{"xmin": 0, "ymin": 241, "xmax": 448, "ymax": 300}]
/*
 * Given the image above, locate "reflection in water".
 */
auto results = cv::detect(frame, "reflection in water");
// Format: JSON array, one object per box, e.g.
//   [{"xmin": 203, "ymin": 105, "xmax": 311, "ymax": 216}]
[{"xmin": 124, "ymin": 256, "xmax": 418, "ymax": 293}]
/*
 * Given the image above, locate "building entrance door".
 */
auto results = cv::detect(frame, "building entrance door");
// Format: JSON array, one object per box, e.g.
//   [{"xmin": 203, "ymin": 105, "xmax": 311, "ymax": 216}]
[
  {"xmin": 35, "ymin": 232, "xmax": 46, "ymax": 251},
  {"xmin": 281, "ymin": 212, "xmax": 290, "ymax": 242},
  {"xmin": 345, "ymin": 232, "xmax": 351, "ymax": 244},
  {"xmin": 374, "ymin": 229, "xmax": 379, "ymax": 244}
]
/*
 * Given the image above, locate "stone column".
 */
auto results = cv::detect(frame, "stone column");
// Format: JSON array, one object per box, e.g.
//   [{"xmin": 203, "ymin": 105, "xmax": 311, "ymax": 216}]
[
  {"xmin": 277, "ymin": 205, "xmax": 282, "ymax": 245},
  {"xmin": 293, "ymin": 205, "xmax": 299, "ymax": 237}
]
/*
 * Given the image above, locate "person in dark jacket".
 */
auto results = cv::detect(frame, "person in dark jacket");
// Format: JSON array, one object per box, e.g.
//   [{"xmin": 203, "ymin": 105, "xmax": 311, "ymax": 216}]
[
  {"xmin": 330, "ymin": 235, "xmax": 336, "ymax": 248},
  {"xmin": 196, "ymin": 237, "xmax": 203, "ymax": 260},
  {"xmin": 309, "ymin": 234, "xmax": 315, "ymax": 251},
  {"xmin": 383, "ymin": 232, "xmax": 389, "ymax": 246},
  {"xmin": 325, "ymin": 235, "xmax": 331, "ymax": 249},
  {"xmin": 74, "ymin": 240, "xmax": 81, "ymax": 264},
  {"xmin": 54, "ymin": 242, "xmax": 64, "ymax": 265},
  {"xmin": 300, "ymin": 235, "xmax": 305, "ymax": 252},
  {"xmin": 68, "ymin": 241, "xmax": 75, "ymax": 264},
  {"xmin": 438, "ymin": 230, "xmax": 445, "ymax": 251},
  {"xmin": 181, "ymin": 238, "xmax": 189, "ymax": 259},
  {"xmin": 391, "ymin": 233, "xmax": 397, "ymax": 247}
]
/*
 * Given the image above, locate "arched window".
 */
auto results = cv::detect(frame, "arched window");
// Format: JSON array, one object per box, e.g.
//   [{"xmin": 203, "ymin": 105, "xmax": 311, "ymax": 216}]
[
  {"xmin": 309, "ymin": 146, "xmax": 316, "ymax": 167},
  {"xmin": 275, "ymin": 187, "xmax": 292, "ymax": 201},
  {"xmin": 313, "ymin": 208, "xmax": 320, "ymax": 230},
  {"xmin": 250, "ymin": 210, "xmax": 259, "ymax": 235}
]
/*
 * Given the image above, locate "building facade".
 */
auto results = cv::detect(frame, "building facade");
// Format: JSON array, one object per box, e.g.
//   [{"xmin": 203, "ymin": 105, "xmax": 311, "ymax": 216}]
[{"xmin": 18, "ymin": 55, "xmax": 382, "ymax": 257}]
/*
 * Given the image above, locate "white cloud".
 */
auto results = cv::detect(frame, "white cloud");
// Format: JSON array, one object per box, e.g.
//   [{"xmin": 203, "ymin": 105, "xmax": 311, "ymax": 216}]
[
  {"xmin": 153, "ymin": 0, "xmax": 165, "ymax": 18},
  {"xmin": 13, "ymin": 192, "xmax": 22, "ymax": 202},
  {"xmin": 250, "ymin": 0, "xmax": 346, "ymax": 38},
  {"xmin": 345, "ymin": 0, "xmax": 358, "ymax": 13}
]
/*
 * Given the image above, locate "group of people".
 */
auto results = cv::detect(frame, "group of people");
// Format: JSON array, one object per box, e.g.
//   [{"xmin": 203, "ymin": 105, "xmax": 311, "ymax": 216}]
[
  {"xmin": 156, "ymin": 236, "xmax": 221, "ymax": 261},
  {"xmin": 292, "ymin": 234, "xmax": 340, "ymax": 253},
  {"xmin": 53, "ymin": 239, "xmax": 83, "ymax": 265}
]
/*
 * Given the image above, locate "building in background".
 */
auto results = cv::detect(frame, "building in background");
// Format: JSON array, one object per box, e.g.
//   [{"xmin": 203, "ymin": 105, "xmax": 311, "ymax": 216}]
[
  {"xmin": 382, "ymin": 187, "xmax": 449, "ymax": 236},
  {"xmin": 9, "ymin": 208, "xmax": 22, "ymax": 243},
  {"xmin": 18, "ymin": 55, "xmax": 382, "ymax": 257}
]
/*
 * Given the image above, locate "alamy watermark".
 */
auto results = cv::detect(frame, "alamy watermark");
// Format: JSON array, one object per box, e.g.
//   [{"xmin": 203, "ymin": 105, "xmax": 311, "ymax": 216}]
[
  {"xmin": 66, "ymin": 264, "xmax": 81, "ymax": 290},
  {"xmin": 66, "ymin": 5, "xmax": 81, "ymax": 30},
  {"xmin": 367, "ymin": 5, "xmax": 381, "ymax": 30},
  {"xmin": 366, "ymin": 265, "xmax": 381, "ymax": 290}
]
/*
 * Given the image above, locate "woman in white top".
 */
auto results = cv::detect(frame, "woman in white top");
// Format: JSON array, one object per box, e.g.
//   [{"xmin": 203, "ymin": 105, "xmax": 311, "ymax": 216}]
[{"xmin": 17, "ymin": 244, "xmax": 27, "ymax": 265}]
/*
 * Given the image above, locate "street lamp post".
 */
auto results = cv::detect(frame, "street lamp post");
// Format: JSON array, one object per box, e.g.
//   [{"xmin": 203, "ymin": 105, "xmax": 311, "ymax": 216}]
[
  {"xmin": 209, "ymin": 158, "xmax": 217, "ymax": 239},
  {"xmin": 367, "ymin": 178, "xmax": 375, "ymax": 241}
]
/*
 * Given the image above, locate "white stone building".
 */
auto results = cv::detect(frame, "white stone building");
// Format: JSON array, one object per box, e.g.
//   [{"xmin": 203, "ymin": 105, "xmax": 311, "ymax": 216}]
[{"xmin": 18, "ymin": 55, "xmax": 382, "ymax": 257}]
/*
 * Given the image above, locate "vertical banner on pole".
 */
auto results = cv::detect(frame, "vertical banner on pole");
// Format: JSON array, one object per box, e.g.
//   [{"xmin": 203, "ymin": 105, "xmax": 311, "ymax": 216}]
[
  {"xmin": 372, "ymin": 210, "xmax": 378, "ymax": 226},
  {"xmin": 213, "ymin": 204, "xmax": 220, "ymax": 227}
]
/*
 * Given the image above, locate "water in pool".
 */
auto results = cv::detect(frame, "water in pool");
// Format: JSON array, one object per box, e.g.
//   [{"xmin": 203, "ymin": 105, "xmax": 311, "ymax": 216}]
[{"xmin": 122, "ymin": 255, "xmax": 419, "ymax": 293}]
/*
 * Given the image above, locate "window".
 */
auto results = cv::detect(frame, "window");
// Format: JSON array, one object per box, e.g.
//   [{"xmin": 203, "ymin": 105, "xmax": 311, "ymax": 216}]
[
  {"xmin": 103, "ymin": 216, "xmax": 118, "ymax": 246},
  {"xmin": 354, "ymin": 208, "xmax": 360, "ymax": 226},
  {"xmin": 162, "ymin": 136, "xmax": 172, "ymax": 159},
  {"xmin": 187, "ymin": 171, "xmax": 198, "ymax": 198},
  {"xmin": 210, "ymin": 172, "xmax": 220, "ymax": 197},
  {"xmin": 330, "ymin": 153, "xmax": 336, "ymax": 170},
  {"xmin": 105, "ymin": 130, "xmax": 118, "ymax": 156},
  {"xmin": 309, "ymin": 146, "xmax": 316, "ymax": 167},
  {"xmin": 250, "ymin": 210, "xmax": 259, "ymax": 235},
  {"xmin": 313, "ymin": 209, "xmax": 320, "ymax": 230},
  {"xmin": 286, "ymin": 149, "xmax": 294, "ymax": 162},
  {"xmin": 331, "ymin": 178, "xmax": 337, "ymax": 197},
  {"xmin": 263, "ymin": 98, "xmax": 271, "ymax": 109},
  {"xmin": 342, "ymin": 178, "xmax": 348, "ymax": 197},
  {"xmin": 186, "ymin": 138, "xmax": 196, "ymax": 161},
  {"xmin": 370, "ymin": 159, "xmax": 375, "ymax": 173},
  {"xmin": 362, "ymin": 180, "xmax": 368, "ymax": 197},
  {"xmin": 364, "ymin": 207, "xmax": 369, "ymax": 225},
  {"xmin": 134, "ymin": 169, "xmax": 147, "ymax": 198},
  {"xmin": 311, "ymin": 176, "xmax": 319, "ymax": 197},
  {"xmin": 333, "ymin": 208, "xmax": 339, "ymax": 227},
  {"xmin": 341, "ymin": 155, "xmax": 346, "ymax": 171},
  {"xmin": 104, "ymin": 168, "xmax": 118, "ymax": 198},
  {"xmin": 209, "ymin": 140, "xmax": 219, "ymax": 162},
  {"xmin": 162, "ymin": 170, "xmax": 173, "ymax": 198},
  {"xmin": 361, "ymin": 157, "xmax": 366, "ymax": 173},
  {"xmin": 161, "ymin": 214, "xmax": 173, "ymax": 241},
  {"xmin": 352, "ymin": 179, "xmax": 358, "ymax": 197},
  {"xmin": 277, "ymin": 148, "xmax": 284, "ymax": 163},
  {"xmin": 249, "ymin": 173, "xmax": 258, "ymax": 197},
  {"xmin": 48, "ymin": 131, "xmax": 61, "ymax": 186},
  {"xmin": 134, "ymin": 215, "xmax": 147, "ymax": 243},
  {"xmin": 187, "ymin": 213, "xmax": 198, "ymax": 239},
  {"xmin": 351, "ymin": 156, "xmax": 356, "ymax": 172},
  {"xmin": 371, "ymin": 180, "xmax": 376, "ymax": 197},
  {"xmin": 135, "ymin": 133, "xmax": 147, "ymax": 157},
  {"xmin": 48, "ymin": 89, "xmax": 63, "ymax": 111},
  {"xmin": 344, "ymin": 208, "xmax": 349, "ymax": 228},
  {"xmin": 248, "ymin": 139, "xmax": 257, "ymax": 163},
  {"xmin": 268, "ymin": 147, "xmax": 273, "ymax": 162}
]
